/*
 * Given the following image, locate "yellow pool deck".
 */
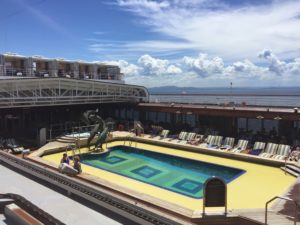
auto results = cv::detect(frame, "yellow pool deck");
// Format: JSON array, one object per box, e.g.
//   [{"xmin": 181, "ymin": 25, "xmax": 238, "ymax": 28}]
[{"xmin": 42, "ymin": 141, "xmax": 295, "ymax": 211}]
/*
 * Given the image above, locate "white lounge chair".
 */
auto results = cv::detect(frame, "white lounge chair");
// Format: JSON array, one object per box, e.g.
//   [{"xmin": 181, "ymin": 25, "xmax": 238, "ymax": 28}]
[
  {"xmin": 159, "ymin": 129, "xmax": 170, "ymax": 139},
  {"xmin": 231, "ymin": 139, "xmax": 249, "ymax": 153},
  {"xmin": 259, "ymin": 143, "xmax": 278, "ymax": 158},
  {"xmin": 272, "ymin": 144, "xmax": 290, "ymax": 160},
  {"xmin": 199, "ymin": 135, "xmax": 215, "ymax": 148},
  {"xmin": 212, "ymin": 136, "xmax": 223, "ymax": 147},
  {"xmin": 181, "ymin": 132, "xmax": 196, "ymax": 144},
  {"xmin": 253, "ymin": 141, "xmax": 266, "ymax": 151},
  {"xmin": 170, "ymin": 131, "xmax": 187, "ymax": 142},
  {"xmin": 220, "ymin": 137, "xmax": 235, "ymax": 150},
  {"xmin": 188, "ymin": 134, "xmax": 204, "ymax": 145}
]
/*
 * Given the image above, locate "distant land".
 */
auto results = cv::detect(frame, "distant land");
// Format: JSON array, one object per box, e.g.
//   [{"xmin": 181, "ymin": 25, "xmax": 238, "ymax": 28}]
[{"xmin": 148, "ymin": 86, "xmax": 300, "ymax": 95}]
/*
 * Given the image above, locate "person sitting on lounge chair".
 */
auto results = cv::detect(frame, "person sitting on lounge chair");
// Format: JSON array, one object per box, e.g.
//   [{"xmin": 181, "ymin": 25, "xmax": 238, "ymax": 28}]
[
  {"xmin": 290, "ymin": 147, "xmax": 300, "ymax": 161},
  {"xmin": 188, "ymin": 135, "xmax": 203, "ymax": 145}
]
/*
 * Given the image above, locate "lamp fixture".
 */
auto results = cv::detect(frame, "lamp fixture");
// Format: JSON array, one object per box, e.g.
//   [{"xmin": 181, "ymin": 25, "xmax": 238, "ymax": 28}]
[
  {"xmin": 274, "ymin": 116, "xmax": 282, "ymax": 120},
  {"xmin": 294, "ymin": 107, "xmax": 298, "ymax": 113},
  {"xmin": 256, "ymin": 115, "xmax": 264, "ymax": 119}
]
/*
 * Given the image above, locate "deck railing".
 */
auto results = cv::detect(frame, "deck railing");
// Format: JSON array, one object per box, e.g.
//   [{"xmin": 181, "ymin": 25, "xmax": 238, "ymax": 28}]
[
  {"xmin": 150, "ymin": 94, "xmax": 300, "ymax": 107},
  {"xmin": 0, "ymin": 77, "xmax": 149, "ymax": 108},
  {"xmin": 265, "ymin": 196, "xmax": 299, "ymax": 225}
]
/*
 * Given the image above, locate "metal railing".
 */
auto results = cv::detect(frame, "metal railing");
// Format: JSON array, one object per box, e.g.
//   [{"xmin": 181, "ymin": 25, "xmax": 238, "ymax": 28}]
[
  {"xmin": 0, "ymin": 193, "xmax": 64, "ymax": 225},
  {"xmin": 265, "ymin": 196, "xmax": 299, "ymax": 225},
  {"xmin": 0, "ymin": 77, "xmax": 149, "ymax": 108},
  {"xmin": 150, "ymin": 94, "xmax": 300, "ymax": 107},
  {"xmin": 0, "ymin": 151, "xmax": 180, "ymax": 225}
]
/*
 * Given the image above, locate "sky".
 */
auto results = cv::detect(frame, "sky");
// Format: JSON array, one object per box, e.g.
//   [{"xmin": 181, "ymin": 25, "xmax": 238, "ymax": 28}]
[{"xmin": 1, "ymin": 0, "xmax": 300, "ymax": 87}]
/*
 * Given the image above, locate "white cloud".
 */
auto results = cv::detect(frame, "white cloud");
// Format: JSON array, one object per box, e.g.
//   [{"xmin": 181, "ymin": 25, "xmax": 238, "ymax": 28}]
[
  {"xmin": 117, "ymin": 0, "xmax": 170, "ymax": 12},
  {"xmin": 101, "ymin": 60, "xmax": 140, "ymax": 77},
  {"xmin": 182, "ymin": 54, "xmax": 225, "ymax": 77},
  {"xmin": 113, "ymin": 0, "xmax": 300, "ymax": 61},
  {"xmin": 137, "ymin": 54, "xmax": 182, "ymax": 75},
  {"xmin": 98, "ymin": 50, "xmax": 300, "ymax": 87},
  {"xmin": 258, "ymin": 49, "xmax": 285, "ymax": 75}
]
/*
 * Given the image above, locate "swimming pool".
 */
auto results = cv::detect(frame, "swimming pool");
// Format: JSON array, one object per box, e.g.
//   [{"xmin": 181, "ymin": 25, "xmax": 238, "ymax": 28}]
[{"xmin": 79, "ymin": 145, "xmax": 245, "ymax": 198}]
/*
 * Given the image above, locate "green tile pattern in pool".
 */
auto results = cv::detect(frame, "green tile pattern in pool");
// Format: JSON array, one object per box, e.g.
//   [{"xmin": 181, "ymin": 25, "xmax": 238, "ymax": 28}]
[
  {"xmin": 100, "ymin": 156, "xmax": 127, "ymax": 164},
  {"xmin": 172, "ymin": 179, "xmax": 203, "ymax": 194},
  {"xmin": 131, "ymin": 166, "xmax": 162, "ymax": 178},
  {"xmin": 80, "ymin": 146, "xmax": 245, "ymax": 198}
]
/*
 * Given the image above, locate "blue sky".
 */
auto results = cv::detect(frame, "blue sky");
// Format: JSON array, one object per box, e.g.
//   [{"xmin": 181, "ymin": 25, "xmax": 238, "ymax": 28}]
[{"xmin": 1, "ymin": 0, "xmax": 300, "ymax": 87}]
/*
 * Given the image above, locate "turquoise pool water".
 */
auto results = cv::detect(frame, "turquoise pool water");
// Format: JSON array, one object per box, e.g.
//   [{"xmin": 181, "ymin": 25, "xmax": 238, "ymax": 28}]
[{"xmin": 80, "ymin": 146, "xmax": 245, "ymax": 198}]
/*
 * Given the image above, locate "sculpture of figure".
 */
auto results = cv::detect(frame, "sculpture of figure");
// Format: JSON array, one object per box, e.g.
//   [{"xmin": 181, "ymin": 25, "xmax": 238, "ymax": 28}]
[{"xmin": 82, "ymin": 109, "xmax": 108, "ymax": 151}]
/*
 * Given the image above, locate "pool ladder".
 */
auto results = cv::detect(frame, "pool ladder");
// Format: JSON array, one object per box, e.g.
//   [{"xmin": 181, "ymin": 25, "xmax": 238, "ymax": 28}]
[
  {"xmin": 70, "ymin": 142, "xmax": 81, "ymax": 157},
  {"xmin": 124, "ymin": 136, "xmax": 137, "ymax": 148}
]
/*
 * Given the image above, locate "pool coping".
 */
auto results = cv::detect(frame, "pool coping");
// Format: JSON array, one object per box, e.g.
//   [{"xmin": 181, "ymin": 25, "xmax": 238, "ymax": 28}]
[
  {"xmin": 27, "ymin": 150, "xmax": 200, "ymax": 222},
  {"xmin": 27, "ymin": 131, "xmax": 300, "ymax": 221},
  {"xmin": 78, "ymin": 145, "xmax": 246, "ymax": 199}
]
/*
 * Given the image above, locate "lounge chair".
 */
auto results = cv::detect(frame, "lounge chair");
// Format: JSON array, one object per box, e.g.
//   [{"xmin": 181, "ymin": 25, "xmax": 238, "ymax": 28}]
[
  {"xmin": 259, "ymin": 143, "xmax": 278, "ymax": 158},
  {"xmin": 248, "ymin": 142, "xmax": 266, "ymax": 155},
  {"xmin": 199, "ymin": 135, "xmax": 214, "ymax": 148},
  {"xmin": 149, "ymin": 125, "xmax": 163, "ymax": 138},
  {"xmin": 6, "ymin": 138, "xmax": 24, "ymax": 154},
  {"xmin": 231, "ymin": 139, "xmax": 249, "ymax": 153},
  {"xmin": 220, "ymin": 137, "xmax": 235, "ymax": 150},
  {"xmin": 272, "ymin": 144, "xmax": 290, "ymax": 160},
  {"xmin": 188, "ymin": 134, "xmax": 204, "ymax": 145},
  {"xmin": 204, "ymin": 135, "xmax": 222, "ymax": 148},
  {"xmin": 212, "ymin": 136, "xmax": 223, "ymax": 148},
  {"xmin": 169, "ymin": 131, "xmax": 187, "ymax": 142},
  {"xmin": 177, "ymin": 132, "xmax": 192, "ymax": 143},
  {"xmin": 159, "ymin": 130, "xmax": 170, "ymax": 139},
  {"xmin": 181, "ymin": 132, "xmax": 196, "ymax": 144},
  {"xmin": 205, "ymin": 135, "xmax": 215, "ymax": 144}
]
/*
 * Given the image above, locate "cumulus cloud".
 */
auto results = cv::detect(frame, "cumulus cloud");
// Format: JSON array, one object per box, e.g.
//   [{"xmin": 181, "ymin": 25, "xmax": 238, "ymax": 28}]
[
  {"xmin": 137, "ymin": 54, "xmax": 182, "ymax": 75},
  {"xmin": 258, "ymin": 49, "xmax": 285, "ymax": 75},
  {"xmin": 99, "ymin": 50, "xmax": 300, "ymax": 87},
  {"xmin": 101, "ymin": 60, "xmax": 140, "ymax": 77},
  {"xmin": 182, "ymin": 54, "xmax": 225, "ymax": 77}
]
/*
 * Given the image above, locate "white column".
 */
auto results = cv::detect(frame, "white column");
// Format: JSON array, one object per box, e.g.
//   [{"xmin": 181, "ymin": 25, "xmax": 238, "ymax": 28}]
[
  {"xmin": 71, "ymin": 62, "xmax": 79, "ymax": 78},
  {"xmin": 0, "ymin": 55, "xmax": 5, "ymax": 76},
  {"xmin": 49, "ymin": 60, "xmax": 58, "ymax": 77},
  {"xmin": 25, "ymin": 57, "xmax": 34, "ymax": 77}
]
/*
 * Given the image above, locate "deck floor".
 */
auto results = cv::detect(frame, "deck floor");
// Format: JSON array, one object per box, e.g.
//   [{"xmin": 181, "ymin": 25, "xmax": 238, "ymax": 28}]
[{"xmin": 0, "ymin": 164, "xmax": 128, "ymax": 225}]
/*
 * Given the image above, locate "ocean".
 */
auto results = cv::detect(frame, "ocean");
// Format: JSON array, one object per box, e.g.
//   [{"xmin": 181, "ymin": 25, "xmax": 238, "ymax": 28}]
[{"xmin": 149, "ymin": 87, "xmax": 300, "ymax": 107}]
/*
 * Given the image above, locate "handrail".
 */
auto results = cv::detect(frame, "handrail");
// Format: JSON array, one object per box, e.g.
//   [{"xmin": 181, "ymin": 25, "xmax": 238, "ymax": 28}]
[
  {"xmin": 284, "ymin": 152, "xmax": 292, "ymax": 175},
  {"xmin": 0, "ymin": 193, "xmax": 64, "ymax": 225},
  {"xmin": 0, "ymin": 151, "xmax": 180, "ymax": 225},
  {"xmin": 265, "ymin": 196, "xmax": 299, "ymax": 225}
]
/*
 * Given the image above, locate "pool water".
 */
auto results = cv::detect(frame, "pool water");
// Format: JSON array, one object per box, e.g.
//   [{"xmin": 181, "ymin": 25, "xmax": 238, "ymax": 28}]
[{"xmin": 80, "ymin": 146, "xmax": 245, "ymax": 198}]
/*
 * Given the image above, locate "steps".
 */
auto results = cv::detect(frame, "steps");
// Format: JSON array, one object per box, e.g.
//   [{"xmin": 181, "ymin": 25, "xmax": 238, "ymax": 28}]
[
  {"xmin": 56, "ymin": 135, "xmax": 81, "ymax": 143},
  {"xmin": 281, "ymin": 164, "xmax": 300, "ymax": 177}
]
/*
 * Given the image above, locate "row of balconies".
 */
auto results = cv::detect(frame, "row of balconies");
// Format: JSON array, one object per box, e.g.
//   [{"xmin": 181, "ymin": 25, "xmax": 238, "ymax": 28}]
[{"xmin": 0, "ymin": 66, "xmax": 124, "ymax": 81}]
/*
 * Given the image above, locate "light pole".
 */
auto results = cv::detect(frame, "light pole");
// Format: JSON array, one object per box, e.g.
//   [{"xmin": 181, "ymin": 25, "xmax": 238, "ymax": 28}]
[{"xmin": 230, "ymin": 82, "xmax": 233, "ymax": 105}]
